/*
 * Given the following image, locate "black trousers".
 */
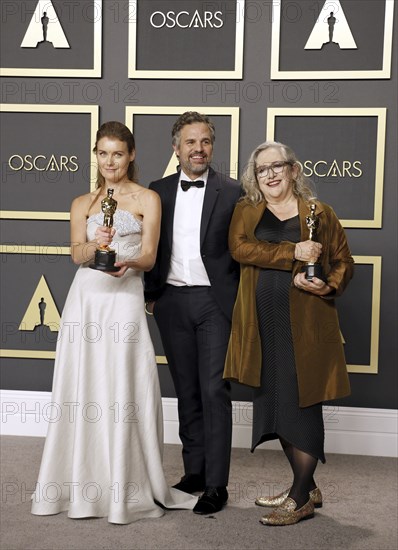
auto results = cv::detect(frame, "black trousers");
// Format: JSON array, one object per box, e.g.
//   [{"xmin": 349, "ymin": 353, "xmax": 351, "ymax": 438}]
[{"xmin": 154, "ymin": 285, "xmax": 232, "ymax": 487}]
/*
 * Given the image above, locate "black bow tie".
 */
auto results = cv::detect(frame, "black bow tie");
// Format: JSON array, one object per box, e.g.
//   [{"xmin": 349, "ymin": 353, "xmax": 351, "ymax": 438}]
[{"xmin": 180, "ymin": 180, "xmax": 205, "ymax": 192}]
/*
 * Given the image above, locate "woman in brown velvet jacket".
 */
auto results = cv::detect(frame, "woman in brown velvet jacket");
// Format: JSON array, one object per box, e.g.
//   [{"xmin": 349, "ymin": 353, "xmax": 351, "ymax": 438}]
[{"xmin": 224, "ymin": 141, "xmax": 354, "ymax": 526}]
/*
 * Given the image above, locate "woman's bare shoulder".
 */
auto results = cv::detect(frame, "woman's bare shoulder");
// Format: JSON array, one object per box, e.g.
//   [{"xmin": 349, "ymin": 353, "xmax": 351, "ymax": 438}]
[
  {"xmin": 131, "ymin": 185, "xmax": 160, "ymax": 206},
  {"xmin": 71, "ymin": 191, "xmax": 99, "ymax": 215}
]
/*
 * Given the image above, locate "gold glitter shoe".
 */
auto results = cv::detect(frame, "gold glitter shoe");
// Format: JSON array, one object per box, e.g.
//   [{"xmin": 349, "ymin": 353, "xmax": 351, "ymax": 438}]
[
  {"xmin": 255, "ymin": 487, "xmax": 322, "ymax": 508},
  {"xmin": 259, "ymin": 497, "xmax": 314, "ymax": 526},
  {"xmin": 255, "ymin": 489, "xmax": 289, "ymax": 508}
]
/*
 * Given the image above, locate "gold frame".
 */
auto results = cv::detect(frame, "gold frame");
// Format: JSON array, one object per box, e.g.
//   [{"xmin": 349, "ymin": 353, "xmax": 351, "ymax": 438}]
[
  {"xmin": 347, "ymin": 256, "xmax": 382, "ymax": 374},
  {"xmin": 0, "ymin": 244, "xmax": 169, "ymax": 365},
  {"xmin": 1, "ymin": 0, "xmax": 102, "ymax": 77},
  {"xmin": 0, "ymin": 245, "xmax": 70, "ymax": 360},
  {"xmin": 125, "ymin": 105, "xmax": 240, "ymax": 177},
  {"xmin": 266, "ymin": 107, "xmax": 386, "ymax": 228},
  {"xmin": 0, "ymin": 104, "xmax": 99, "ymax": 220},
  {"xmin": 271, "ymin": 0, "xmax": 394, "ymax": 79},
  {"xmin": 0, "ymin": 245, "xmax": 70, "ymax": 255},
  {"xmin": 0, "ymin": 251, "xmax": 382, "ymax": 372},
  {"xmin": 128, "ymin": 0, "xmax": 245, "ymax": 79}
]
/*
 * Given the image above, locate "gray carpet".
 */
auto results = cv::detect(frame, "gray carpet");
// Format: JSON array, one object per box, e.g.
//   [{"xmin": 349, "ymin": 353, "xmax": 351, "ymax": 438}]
[{"xmin": 1, "ymin": 436, "xmax": 397, "ymax": 550}]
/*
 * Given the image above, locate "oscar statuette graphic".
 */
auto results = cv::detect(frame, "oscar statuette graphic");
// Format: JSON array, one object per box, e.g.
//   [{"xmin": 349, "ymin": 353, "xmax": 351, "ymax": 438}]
[
  {"xmin": 301, "ymin": 203, "xmax": 326, "ymax": 282},
  {"xmin": 90, "ymin": 188, "xmax": 120, "ymax": 272}
]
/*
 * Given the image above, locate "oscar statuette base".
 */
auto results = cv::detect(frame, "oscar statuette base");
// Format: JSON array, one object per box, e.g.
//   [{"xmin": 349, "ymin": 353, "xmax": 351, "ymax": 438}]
[
  {"xmin": 89, "ymin": 249, "xmax": 120, "ymax": 272},
  {"xmin": 301, "ymin": 262, "xmax": 326, "ymax": 282}
]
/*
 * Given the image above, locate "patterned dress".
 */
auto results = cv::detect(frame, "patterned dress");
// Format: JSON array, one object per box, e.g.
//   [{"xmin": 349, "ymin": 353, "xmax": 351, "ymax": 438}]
[{"xmin": 252, "ymin": 208, "xmax": 325, "ymax": 462}]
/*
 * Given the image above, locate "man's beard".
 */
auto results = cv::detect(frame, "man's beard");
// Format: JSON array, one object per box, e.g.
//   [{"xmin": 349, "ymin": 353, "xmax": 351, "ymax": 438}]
[{"xmin": 180, "ymin": 158, "xmax": 210, "ymax": 176}]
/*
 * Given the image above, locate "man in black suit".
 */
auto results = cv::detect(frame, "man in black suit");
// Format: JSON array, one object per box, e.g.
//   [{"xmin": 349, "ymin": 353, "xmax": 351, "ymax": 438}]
[{"xmin": 144, "ymin": 112, "xmax": 241, "ymax": 514}]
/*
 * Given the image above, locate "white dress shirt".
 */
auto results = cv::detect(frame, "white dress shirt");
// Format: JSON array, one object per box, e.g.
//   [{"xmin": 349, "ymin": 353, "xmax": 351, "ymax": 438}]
[{"xmin": 166, "ymin": 170, "xmax": 211, "ymax": 286}]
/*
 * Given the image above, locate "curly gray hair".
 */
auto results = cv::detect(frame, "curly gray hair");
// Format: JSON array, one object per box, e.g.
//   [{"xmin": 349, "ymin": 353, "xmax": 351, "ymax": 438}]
[{"xmin": 241, "ymin": 141, "xmax": 315, "ymax": 205}]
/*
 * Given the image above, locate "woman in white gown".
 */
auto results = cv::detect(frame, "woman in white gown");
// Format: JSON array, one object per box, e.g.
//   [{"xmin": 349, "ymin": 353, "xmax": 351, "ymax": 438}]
[{"xmin": 31, "ymin": 121, "xmax": 197, "ymax": 524}]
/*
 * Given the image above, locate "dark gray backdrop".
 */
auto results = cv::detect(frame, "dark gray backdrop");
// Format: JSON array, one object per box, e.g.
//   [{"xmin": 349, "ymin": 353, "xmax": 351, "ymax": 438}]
[{"xmin": 0, "ymin": 0, "xmax": 397, "ymax": 409}]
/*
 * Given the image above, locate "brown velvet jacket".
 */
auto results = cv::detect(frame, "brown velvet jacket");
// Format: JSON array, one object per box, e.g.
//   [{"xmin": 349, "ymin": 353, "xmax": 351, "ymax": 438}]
[{"xmin": 223, "ymin": 198, "xmax": 354, "ymax": 407}]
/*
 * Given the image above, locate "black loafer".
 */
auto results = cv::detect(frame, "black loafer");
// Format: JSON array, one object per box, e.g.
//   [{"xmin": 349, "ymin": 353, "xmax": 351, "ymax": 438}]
[
  {"xmin": 193, "ymin": 487, "xmax": 228, "ymax": 515},
  {"xmin": 172, "ymin": 474, "xmax": 205, "ymax": 494}
]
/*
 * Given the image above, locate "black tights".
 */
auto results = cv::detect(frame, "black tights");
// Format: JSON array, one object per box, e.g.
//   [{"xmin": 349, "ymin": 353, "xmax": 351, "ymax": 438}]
[{"xmin": 280, "ymin": 437, "xmax": 318, "ymax": 509}]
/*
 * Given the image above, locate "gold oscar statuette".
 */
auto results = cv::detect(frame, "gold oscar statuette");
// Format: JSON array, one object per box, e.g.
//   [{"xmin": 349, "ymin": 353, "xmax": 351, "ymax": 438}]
[
  {"xmin": 301, "ymin": 203, "xmax": 326, "ymax": 282},
  {"xmin": 89, "ymin": 188, "xmax": 120, "ymax": 272}
]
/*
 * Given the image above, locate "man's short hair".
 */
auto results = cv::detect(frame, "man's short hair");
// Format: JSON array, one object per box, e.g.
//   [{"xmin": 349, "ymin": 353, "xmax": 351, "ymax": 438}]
[{"xmin": 172, "ymin": 111, "xmax": 216, "ymax": 147}]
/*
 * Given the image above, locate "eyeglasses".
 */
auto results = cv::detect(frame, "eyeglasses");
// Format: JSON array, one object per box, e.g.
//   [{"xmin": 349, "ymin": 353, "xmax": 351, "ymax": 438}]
[{"xmin": 255, "ymin": 161, "xmax": 292, "ymax": 178}]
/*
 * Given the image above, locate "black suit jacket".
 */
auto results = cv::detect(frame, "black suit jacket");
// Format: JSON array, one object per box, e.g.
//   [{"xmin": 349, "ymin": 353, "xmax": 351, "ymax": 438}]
[{"xmin": 144, "ymin": 168, "xmax": 241, "ymax": 320}]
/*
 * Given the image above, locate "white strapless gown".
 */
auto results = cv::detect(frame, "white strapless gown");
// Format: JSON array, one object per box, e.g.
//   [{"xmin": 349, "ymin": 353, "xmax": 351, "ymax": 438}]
[{"xmin": 31, "ymin": 210, "xmax": 196, "ymax": 524}]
